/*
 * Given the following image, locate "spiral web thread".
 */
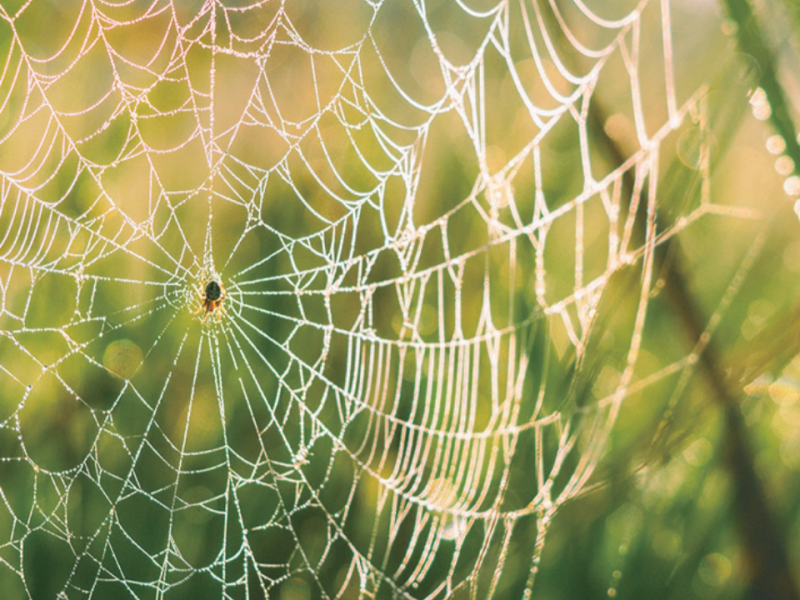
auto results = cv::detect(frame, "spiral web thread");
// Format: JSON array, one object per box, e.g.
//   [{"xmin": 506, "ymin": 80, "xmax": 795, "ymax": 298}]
[{"xmin": 0, "ymin": 0, "xmax": 762, "ymax": 599}]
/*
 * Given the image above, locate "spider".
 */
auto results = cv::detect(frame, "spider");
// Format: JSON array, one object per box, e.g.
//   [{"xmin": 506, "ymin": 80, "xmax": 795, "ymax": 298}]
[{"xmin": 195, "ymin": 278, "xmax": 227, "ymax": 323}]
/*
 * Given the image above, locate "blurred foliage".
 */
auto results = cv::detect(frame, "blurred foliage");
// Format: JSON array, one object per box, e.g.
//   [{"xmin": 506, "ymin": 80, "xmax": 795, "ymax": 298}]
[
  {"xmin": 535, "ymin": 1, "xmax": 800, "ymax": 599},
  {"xmin": 2, "ymin": 0, "xmax": 800, "ymax": 599}
]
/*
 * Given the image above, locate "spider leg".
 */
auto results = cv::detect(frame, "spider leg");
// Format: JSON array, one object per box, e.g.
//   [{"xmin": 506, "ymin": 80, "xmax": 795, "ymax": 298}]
[{"xmin": 194, "ymin": 301, "xmax": 209, "ymax": 318}]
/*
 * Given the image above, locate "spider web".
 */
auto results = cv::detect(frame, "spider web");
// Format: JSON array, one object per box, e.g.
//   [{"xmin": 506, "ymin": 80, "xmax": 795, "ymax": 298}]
[{"xmin": 0, "ymin": 0, "xmax": 783, "ymax": 599}]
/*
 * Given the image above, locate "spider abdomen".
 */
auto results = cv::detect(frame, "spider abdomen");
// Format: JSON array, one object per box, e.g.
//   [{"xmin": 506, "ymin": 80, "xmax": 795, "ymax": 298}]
[{"xmin": 205, "ymin": 280, "xmax": 222, "ymax": 301}]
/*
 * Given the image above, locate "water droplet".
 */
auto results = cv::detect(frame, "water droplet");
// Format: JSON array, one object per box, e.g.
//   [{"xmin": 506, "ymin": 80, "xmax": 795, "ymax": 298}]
[
  {"xmin": 784, "ymin": 176, "xmax": 800, "ymax": 196},
  {"xmin": 753, "ymin": 103, "xmax": 771, "ymax": 120},
  {"xmin": 766, "ymin": 135, "xmax": 786, "ymax": 155},
  {"xmin": 775, "ymin": 156, "xmax": 794, "ymax": 176}
]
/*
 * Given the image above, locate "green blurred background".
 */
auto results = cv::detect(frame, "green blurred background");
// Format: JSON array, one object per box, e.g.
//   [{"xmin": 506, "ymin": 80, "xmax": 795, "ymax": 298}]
[{"xmin": 1, "ymin": 0, "xmax": 800, "ymax": 599}]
